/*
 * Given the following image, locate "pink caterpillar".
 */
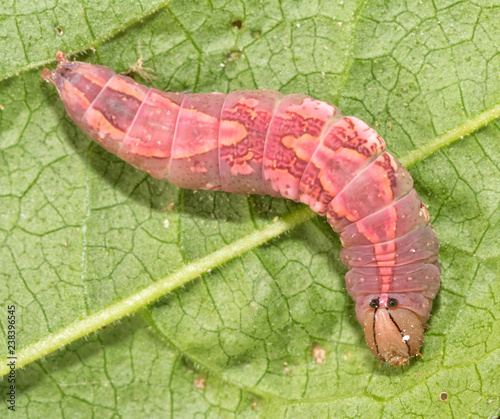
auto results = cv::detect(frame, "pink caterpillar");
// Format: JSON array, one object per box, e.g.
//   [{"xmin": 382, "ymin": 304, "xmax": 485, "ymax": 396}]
[{"xmin": 42, "ymin": 52, "xmax": 440, "ymax": 366}]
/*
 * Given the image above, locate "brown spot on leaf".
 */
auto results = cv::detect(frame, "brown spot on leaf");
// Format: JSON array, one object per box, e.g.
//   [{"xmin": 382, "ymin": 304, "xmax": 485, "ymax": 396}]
[
  {"xmin": 194, "ymin": 376, "xmax": 206, "ymax": 390},
  {"xmin": 312, "ymin": 345, "xmax": 327, "ymax": 364},
  {"xmin": 226, "ymin": 51, "xmax": 242, "ymax": 62},
  {"xmin": 230, "ymin": 19, "xmax": 244, "ymax": 30}
]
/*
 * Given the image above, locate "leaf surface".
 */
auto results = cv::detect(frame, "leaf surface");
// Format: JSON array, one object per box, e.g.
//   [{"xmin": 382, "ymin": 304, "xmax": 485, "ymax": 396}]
[{"xmin": 1, "ymin": 0, "xmax": 499, "ymax": 417}]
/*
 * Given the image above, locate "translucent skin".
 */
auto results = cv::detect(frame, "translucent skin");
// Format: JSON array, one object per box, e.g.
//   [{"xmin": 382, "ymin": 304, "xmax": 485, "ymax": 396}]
[{"xmin": 42, "ymin": 52, "xmax": 440, "ymax": 366}]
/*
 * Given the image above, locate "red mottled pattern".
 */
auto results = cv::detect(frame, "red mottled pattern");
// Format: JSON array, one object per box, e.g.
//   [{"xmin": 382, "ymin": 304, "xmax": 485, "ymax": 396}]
[
  {"xmin": 262, "ymin": 95, "xmax": 339, "ymax": 200},
  {"xmin": 298, "ymin": 117, "xmax": 385, "ymax": 215},
  {"xmin": 42, "ymin": 53, "xmax": 441, "ymax": 365},
  {"xmin": 219, "ymin": 90, "xmax": 283, "ymax": 194}
]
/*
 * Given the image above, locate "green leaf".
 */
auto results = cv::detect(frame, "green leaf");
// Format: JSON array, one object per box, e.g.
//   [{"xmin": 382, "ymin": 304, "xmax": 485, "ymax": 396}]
[{"xmin": 1, "ymin": 0, "xmax": 499, "ymax": 417}]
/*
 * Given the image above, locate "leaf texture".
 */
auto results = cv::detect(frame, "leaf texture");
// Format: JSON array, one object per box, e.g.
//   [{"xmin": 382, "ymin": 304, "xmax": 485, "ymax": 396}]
[{"xmin": 0, "ymin": 0, "xmax": 499, "ymax": 417}]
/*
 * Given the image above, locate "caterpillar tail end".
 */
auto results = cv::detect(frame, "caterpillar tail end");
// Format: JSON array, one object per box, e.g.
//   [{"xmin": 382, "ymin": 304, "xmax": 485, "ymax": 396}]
[
  {"xmin": 40, "ymin": 52, "xmax": 116, "ymax": 124},
  {"xmin": 41, "ymin": 67, "xmax": 56, "ymax": 85},
  {"xmin": 41, "ymin": 51, "xmax": 69, "ymax": 85},
  {"xmin": 363, "ymin": 307, "xmax": 424, "ymax": 367}
]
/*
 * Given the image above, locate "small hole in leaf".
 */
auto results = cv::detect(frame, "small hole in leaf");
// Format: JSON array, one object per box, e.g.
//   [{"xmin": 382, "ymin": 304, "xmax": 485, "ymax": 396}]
[
  {"xmin": 439, "ymin": 392, "xmax": 448, "ymax": 402},
  {"xmin": 230, "ymin": 19, "xmax": 244, "ymax": 30},
  {"xmin": 55, "ymin": 26, "xmax": 64, "ymax": 36}
]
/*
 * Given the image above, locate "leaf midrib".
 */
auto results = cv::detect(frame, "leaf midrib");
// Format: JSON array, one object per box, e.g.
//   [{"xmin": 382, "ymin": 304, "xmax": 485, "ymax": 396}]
[{"xmin": 0, "ymin": 1, "xmax": 172, "ymax": 82}]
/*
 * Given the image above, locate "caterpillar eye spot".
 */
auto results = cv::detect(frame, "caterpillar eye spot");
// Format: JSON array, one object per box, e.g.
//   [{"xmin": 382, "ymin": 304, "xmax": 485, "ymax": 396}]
[
  {"xmin": 388, "ymin": 298, "xmax": 398, "ymax": 307},
  {"xmin": 369, "ymin": 298, "xmax": 379, "ymax": 308}
]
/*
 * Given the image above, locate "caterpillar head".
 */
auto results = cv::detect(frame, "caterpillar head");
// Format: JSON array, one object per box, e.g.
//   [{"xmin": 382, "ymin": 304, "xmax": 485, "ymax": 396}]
[{"xmin": 363, "ymin": 297, "xmax": 424, "ymax": 367}]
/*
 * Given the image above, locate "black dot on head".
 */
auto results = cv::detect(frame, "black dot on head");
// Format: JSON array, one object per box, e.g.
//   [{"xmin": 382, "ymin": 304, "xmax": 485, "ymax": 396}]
[
  {"xmin": 231, "ymin": 19, "xmax": 244, "ymax": 30},
  {"xmin": 388, "ymin": 298, "xmax": 398, "ymax": 307},
  {"xmin": 369, "ymin": 298, "xmax": 379, "ymax": 308}
]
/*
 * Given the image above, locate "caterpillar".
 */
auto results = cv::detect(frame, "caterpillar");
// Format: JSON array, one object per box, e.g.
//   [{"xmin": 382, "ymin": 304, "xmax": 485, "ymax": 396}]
[{"xmin": 42, "ymin": 52, "xmax": 440, "ymax": 367}]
